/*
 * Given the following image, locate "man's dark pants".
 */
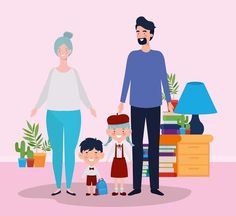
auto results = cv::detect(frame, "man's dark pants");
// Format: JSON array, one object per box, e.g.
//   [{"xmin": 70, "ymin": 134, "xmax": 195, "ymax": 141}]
[{"xmin": 131, "ymin": 106, "xmax": 161, "ymax": 190}]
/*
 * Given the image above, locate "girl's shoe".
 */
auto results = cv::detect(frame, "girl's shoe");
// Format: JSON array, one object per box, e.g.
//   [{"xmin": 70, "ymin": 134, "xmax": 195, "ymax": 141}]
[
  {"xmin": 120, "ymin": 192, "xmax": 126, "ymax": 196},
  {"xmin": 86, "ymin": 193, "xmax": 91, "ymax": 196},
  {"xmin": 112, "ymin": 192, "xmax": 119, "ymax": 196}
]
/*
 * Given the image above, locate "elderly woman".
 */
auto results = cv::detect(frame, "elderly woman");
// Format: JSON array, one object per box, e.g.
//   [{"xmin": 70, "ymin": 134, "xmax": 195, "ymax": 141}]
[{"xmin": 31, "ymin": 32, "xmax": 96, "ymax": 196}]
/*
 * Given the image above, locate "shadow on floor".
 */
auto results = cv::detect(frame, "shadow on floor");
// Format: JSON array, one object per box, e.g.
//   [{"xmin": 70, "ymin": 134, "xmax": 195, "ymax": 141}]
[{"xmin": 18, "ymin": 183, "xmax": 191, "ymax": 207}]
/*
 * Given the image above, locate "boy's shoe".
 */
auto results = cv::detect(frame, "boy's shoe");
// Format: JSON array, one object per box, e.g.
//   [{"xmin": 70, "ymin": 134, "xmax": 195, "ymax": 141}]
[
  {"xmin": 86, "ymin": 193, "xmax": 91, "ymax": 196},
  {"xmin": 112, "ymin": 192, "xmax": 119, "ymax": 196},
  {"xmin": 120, "ymin": 192, "xmax": 126, "ymax": 196}
]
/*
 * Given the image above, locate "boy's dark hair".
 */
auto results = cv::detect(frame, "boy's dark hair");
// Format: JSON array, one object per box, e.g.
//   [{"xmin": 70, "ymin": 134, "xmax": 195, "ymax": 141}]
[
  {"xmin": 135, "ymin": 16, "xmax": 156, "ymax": 40},
  {"xmin": 80, "ymin": 138, "xmax": 103, "ymax": 153}
]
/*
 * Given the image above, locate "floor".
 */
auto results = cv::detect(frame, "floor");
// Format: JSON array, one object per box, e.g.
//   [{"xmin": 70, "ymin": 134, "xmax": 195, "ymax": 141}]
[{"xmin": 1, "ymin": 162, "xmax": 235, "ymax": 215}]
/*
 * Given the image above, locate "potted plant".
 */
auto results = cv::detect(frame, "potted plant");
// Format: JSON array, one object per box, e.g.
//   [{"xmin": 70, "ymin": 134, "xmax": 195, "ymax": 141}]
[
  {"xmin": 185, "ymin": 123, "xmax": 191, "ymax": 134},
  {"xmin": 177, "ymin": 115, "xmax": 189, "ymax": 134},
  {"xmin": 23, "ymin": 121, "xmax": 49, "ymax": 167},
  {"xmin": 39, "ymin": 140, "xmax": 52, "ymax": 167},
  {"xmin": 15, "ymin": 141, "xmax": 27, "ymax": 168},
  {"xmin": 162, "ymin": 73, "xmax": 179, "ymax": 111},
  {"xmin": 26, "ymin": 147, "xmax": 34, "ymax": 167}
]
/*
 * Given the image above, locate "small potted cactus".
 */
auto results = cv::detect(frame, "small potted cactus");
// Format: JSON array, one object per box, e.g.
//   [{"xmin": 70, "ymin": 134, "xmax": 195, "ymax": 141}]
[
  {"xmin": 177, "ymin": 115, "xmax": 189, "ymax": 134},
  {"xmin": 26, "ymin": 147, "xmax": 34, "ymax": 167},
  {"xmin": 15, "ymin": 141, "xmax": 33, "ymax": 168},
  {"xmin": 185, "ymin": 123, "xmax": 191, "ymax": 134}
]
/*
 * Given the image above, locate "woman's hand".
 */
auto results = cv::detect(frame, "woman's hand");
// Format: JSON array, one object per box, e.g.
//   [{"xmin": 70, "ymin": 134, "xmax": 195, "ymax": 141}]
[
  {"xmin": 90, "ymin": 107, "xmax": 97, "ymax": 117},
  {"xmin": 31, "ymin": 108, "xmax": 37, "ymax": 117}
]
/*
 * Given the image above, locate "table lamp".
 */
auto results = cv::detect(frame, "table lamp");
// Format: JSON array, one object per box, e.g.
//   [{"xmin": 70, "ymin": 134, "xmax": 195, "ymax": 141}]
[{"xmin": 174, "ymin": 82, "xmax": 217, "ymax": 134}]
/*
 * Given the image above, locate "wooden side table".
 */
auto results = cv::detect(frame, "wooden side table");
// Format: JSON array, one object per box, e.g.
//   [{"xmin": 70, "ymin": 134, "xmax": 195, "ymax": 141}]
[
  {"xmin": 160, "ymin": 134, "xmax": 213, "ymax": 177},
  {"xmin": 177, "ymin": 135, "xmax": 213, "ymax": 176}
]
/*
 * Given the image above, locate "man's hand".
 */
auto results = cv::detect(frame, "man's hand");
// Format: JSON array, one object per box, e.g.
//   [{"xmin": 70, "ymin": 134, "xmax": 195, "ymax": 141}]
[
  {"xmin": 118, "ymin": 102, "xmax": 124, "ymax": 113},
  {"xmin": 90, "ymin": 107, "xmax": 97, "ymax": 117},
  {"xmin": 167, "ymin": 102, "xmax": 174, "ymax": 112}
]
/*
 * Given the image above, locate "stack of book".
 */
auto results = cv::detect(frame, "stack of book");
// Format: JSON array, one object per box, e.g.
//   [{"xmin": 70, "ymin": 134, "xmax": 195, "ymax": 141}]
[
  {"xmin": 161, "ymin": 111, "xmax": 181, "ymax": 134},
  {"xmin": 159, "ymin": 144, "xmax": 177, "ymax": 177},
  {"xmin": 142, "ymin": 144, "xmax": 177, "ymax": 177}
]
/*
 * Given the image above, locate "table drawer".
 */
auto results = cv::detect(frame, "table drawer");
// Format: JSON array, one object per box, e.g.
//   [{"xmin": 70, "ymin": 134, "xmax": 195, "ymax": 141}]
[
  {"xmin": 178, "ymin": 155, "xmax": 209, "ymax": 165},
  {"xmin": 178, "ymin": 143, "xmax": 209, "ymax": 155},
  {"xmin": 178, "ymin": 165, "xmax": 209, "ymax": 176}
]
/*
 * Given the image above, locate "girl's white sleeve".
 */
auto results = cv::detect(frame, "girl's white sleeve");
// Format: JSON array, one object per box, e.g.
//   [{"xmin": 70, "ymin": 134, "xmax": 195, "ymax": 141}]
[
  {"xmin": 105, "ymin": 144, "xmax": 115, "ymax": 162},
  {"xmin": 124, "ymin": 145, "xmax": 132, "ymax": 161}
]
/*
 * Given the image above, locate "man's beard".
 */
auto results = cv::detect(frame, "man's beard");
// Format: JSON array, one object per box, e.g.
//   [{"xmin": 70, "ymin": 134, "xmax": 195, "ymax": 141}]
[{"xmin": 138, "ymin": 38, "xmax": 147, "ymax": 45}]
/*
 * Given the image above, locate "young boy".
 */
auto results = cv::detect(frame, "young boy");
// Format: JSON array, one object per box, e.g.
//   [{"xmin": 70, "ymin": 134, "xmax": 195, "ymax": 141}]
[{"xmin": 79, "ymin": 138, "xmax": 104, "ymax": 196}]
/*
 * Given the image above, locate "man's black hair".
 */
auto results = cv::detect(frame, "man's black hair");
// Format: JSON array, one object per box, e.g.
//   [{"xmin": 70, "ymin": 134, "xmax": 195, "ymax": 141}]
[
  {"xmin": 80, "ymin": 138, "xmax": 103, "ymax": 153},
  {"xmin": 135, "ymin": 16, "xmax": 156, "ymax": 40}
]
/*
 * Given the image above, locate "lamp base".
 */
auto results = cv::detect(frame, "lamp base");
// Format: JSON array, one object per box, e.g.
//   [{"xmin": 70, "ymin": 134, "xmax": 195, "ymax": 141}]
[{"xmin": 189, "ymin": 115, "xmax": 204, "ymax": 134}]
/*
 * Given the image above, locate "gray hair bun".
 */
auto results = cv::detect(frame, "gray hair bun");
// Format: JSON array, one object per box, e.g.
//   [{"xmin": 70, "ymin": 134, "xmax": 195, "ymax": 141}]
[{"xmin": 63, "ymin": 32, "xmax": 73, "ymax": 39}]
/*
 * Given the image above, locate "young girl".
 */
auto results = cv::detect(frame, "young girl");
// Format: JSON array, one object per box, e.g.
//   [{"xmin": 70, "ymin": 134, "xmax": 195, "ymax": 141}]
[{"xmin": 104, "ymin": 113, "xmax": 133, "ymax": 196}]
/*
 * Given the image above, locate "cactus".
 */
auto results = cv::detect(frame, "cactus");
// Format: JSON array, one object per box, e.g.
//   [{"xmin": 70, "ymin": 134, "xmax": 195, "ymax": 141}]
[
  {"xmin": 185, "ymin": 123, "xmax": 191, "ymax": 130},
  {"xmin": 177, "ymin": 115, "xmax": 189, "ymax": 128},
  {"xmin": 15, "ymin": 141, "xmax": 27, "ymax": 158},
  {"xmin": 26, "ymin": 147, "xmax": 34, "ymax": 159}
]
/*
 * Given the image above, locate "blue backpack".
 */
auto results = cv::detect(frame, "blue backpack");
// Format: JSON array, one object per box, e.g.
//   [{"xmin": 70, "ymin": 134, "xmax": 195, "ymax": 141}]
[{"xmin": 96, "ymin": 178, "xmax": 108, "ymax": 195}]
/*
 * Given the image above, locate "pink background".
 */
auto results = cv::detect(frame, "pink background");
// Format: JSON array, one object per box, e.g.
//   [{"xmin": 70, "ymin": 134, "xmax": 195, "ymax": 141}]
[{"xmin": 0, "ymin": 0, "xmax": 235, "ymax": 161}]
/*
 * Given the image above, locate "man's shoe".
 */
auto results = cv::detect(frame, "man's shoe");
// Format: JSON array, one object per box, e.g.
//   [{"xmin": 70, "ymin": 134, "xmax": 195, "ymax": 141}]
[
  {"xmin": 151, "ymin": 189, "xmax": 164, "ymax": 196},
  {"xmin": 128, "ymin": 189, "xmax": 141, "ymax": 196}
]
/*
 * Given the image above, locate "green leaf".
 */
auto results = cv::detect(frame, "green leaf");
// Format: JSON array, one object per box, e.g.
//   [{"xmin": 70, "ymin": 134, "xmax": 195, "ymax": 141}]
[
  {"xmin": 34, "ymin": 124, "xmax": 39, "ymax": 137},
  {"xmin": 172, "ymin": 74, "xmax": 176, "ymax": 85},
  {"xmin": 23, "ymin": 133, "xmax": 34, "ymax": 138},
  {"xmin": 23, "ymin": 128, "xmax": 32, "ymax": 134},
  {"xmin": 28, "ymin": 143, "xmax": 35, "ymax": 147},
  {"xmin": 36, "ymin": 133, "xmax": 42, "ymax": 142},
  {"xmin": 23, "ymin": 136, "xmax": 34, "ymax": 142},
  {"xmin": 38, "ymin": 137, "xmax": 43, "ymax": 145},
  {"xmin": 32, "ymin": 123, "xmax": 36, "ymax": 132},
  {"xmin": 27, "ymin": 121, "xmax": 33, "ymax": 132}
]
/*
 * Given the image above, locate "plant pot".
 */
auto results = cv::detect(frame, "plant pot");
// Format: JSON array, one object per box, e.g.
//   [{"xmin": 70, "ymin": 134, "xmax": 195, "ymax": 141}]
[
  {"xmin": 186, "ymin": 129, "xmax": 191, "ymax": 134},
  {"xmin": 172, "ymin": 99, "xmax": 179, "ymax": 111},
  {"xmin": 34, "ymin": 153, "xmax": 46, "ymax": 167},
  {"xmin": 27, "ymin": 158, "xmax": 34, "ymax": 167},
  {"xmin": 169, "ymin": 99, "xmax": 178, "ymax": 111},
  {"xmin": 179, "ymin": 127, "xmax": 186, "ymax": 134},
  {"xmin": 18, "ymin": 158, "xmax": 26, "ymax": 168}
]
